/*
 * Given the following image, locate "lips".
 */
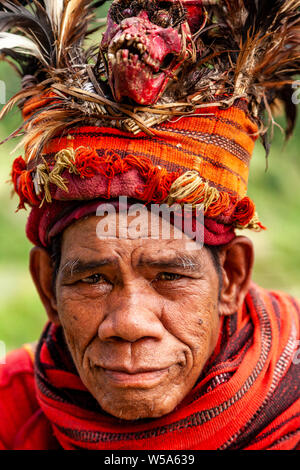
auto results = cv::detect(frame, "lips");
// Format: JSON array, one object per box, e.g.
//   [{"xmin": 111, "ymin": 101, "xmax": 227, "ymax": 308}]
[{"xmin": 100, "ymin": 366, "xmax": 171, "ymax": 388}]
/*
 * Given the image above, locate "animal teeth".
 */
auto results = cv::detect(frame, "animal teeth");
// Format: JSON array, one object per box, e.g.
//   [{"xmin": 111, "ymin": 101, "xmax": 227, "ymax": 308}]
[
  {"xmin": 116, "ymin": 50, "xmax": 122, "ymax": 64},
  {"xmin": 112, "ymin": 33, "xmax": 126, "ymax": 49},
  {"xmin": 108, "ymin": 52, "xmax": 116, "ymax": 65},
  {"xmin": 143, "ymin": 54, "xmax": 157, "ymax": 68},
  {"xmin": 137, "ymin": 43, "xmax": 145, "ymax": 52},
  {"xmin": 122, "ymin": 49, "xmax": 129, "ymax": 62}
]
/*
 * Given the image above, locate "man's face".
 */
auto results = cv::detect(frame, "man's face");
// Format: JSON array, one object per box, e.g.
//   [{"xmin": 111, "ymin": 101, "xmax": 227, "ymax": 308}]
[{"xmin": 54, "ymin": 210, "xmax": 221, "ymax": 420}]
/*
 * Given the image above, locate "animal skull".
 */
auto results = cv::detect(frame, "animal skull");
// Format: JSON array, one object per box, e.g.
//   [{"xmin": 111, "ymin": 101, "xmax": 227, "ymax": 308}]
[{"xmin": 101, "ymin": 0, "xmax": 204, "ymax": 105}]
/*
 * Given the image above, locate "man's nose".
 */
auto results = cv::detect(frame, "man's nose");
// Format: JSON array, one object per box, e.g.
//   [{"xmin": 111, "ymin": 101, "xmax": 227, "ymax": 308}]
[{"xmin": 98, "ymin": 284, "xmax": 164, "ymax": 343}]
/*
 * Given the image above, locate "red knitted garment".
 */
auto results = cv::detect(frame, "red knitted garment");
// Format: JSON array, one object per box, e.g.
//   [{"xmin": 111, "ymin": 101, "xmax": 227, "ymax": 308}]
[
  {"xmin": 24, "ymin": 283, "xmax": 299, "ymax": 450},
  {"xmin": 26, "ymin": 196, "xmax": 236, "ymax": 248}
]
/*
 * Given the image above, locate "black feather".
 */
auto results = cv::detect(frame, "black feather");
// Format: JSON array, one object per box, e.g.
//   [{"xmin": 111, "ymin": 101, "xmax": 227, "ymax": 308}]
[{"xmin": 0, "ymin": 1, "xmax": 54, "ymax": 61}]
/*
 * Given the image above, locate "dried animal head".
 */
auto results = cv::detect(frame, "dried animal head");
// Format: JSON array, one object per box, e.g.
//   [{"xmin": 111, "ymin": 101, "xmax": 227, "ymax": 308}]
[
  {"xmin": 101, "ymin": 0, "xmax": 201, "ymax": 104},
  {"xmin": 0, "ymin": 0, "xmax": 299, "ymax": 148}
]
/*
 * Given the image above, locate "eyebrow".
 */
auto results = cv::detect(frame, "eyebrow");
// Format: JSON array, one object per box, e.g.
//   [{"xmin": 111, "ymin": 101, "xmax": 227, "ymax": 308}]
[
  {"xmin": 137, "ymin": 253, "xmax": 203, "ymax": 273},
  {"xmin": 59, "ymin": 253, "xmax": 203, "ymax": 281},
  {"xmin": 60, "ymin": 257, "xmax": 118, "ymax": 279}
]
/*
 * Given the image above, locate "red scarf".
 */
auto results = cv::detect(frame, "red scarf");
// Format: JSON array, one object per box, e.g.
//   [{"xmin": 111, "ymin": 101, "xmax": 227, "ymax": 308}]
[{"xmin": 34, "ymin": 283, "xmax": 300, "ymax": 450}]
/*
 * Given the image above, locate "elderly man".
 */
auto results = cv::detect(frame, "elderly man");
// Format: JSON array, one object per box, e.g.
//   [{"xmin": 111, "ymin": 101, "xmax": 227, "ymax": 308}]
[{"xmin": 0, "ymin": 0, "xmax": 300, "ymax": 450}]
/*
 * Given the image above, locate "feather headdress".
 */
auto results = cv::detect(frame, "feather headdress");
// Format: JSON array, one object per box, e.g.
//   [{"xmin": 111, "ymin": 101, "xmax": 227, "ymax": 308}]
[{"xmin": 0, "ymin": 0, "xmax": 299, "ymax": 159}]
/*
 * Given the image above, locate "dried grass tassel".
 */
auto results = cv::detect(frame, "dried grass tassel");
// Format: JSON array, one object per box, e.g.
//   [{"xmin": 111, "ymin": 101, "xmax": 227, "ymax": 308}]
[
  {"xmin": 236, "ymin": 212, "xmax": 266, "ymax": 231},
  {"xmin": 32, "ymin": 148, "xmax": 79, "ymax": 204},
  {"xmin": 166, "ymin": 171, "xmax": 220, "ymax": 211},
  {"xmin": 34, "ymin": 162, "xmax": 52, "ymax": 204},
  {"xmin": 167, "ymin": 171, "xmax": 266, "ymax": 230}
]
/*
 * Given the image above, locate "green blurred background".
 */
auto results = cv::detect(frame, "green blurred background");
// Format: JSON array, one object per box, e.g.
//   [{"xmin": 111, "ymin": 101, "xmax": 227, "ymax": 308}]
[{"xmin": 0, "ymin": 12, "xmax": 300, "ymax": 352}]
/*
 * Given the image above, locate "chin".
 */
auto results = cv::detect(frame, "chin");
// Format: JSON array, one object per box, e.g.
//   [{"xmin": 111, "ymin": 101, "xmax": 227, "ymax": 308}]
[{"xmin": 99, "ymin": 395, "xmax": 178, "ymax": 421}]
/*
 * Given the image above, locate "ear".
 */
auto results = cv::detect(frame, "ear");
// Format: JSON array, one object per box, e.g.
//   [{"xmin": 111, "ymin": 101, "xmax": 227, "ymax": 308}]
[
  {"xmin": 29, "ymin": 247, "xmax": 60, "ymax": 325},
  {"xmin": 218, "ymin": 236, "xmax": 254, "ymax": 316}
]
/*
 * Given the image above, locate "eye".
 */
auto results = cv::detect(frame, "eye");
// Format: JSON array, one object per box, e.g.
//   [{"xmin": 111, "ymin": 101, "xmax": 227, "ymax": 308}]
[
  {"xmin": 122, "ymin": 7, "xmax": 134, "ymax": 17},
  {"xmin": 81, "ymin": 273, "xmax": 108, "ymax": 285},
  {"xmin": 155, "ymin": 272, "xmax": 182, "ymax": 282},
  {"xmin": 110, "ymin": 1, "xmax": 140, "ymax": 24},
  {"xmin": 153, "ymin": 9, "xmax": 172, "ymax": 27}
]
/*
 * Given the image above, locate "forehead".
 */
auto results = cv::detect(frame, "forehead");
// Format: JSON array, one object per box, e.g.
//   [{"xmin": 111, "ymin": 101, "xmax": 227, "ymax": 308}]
[{"xmin": 61, "ymin": 209, "xmax": 204, "ymax": 260}]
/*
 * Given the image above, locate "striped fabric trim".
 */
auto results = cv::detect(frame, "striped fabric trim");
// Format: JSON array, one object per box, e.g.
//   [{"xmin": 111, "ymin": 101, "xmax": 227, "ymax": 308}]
[
  {"xmin": 43, "ymin": 129, "xmax": 249, "ymax": 196},
  {"xmin": 34, "ymin": 284, "xmax": 300, "ymax": 450},
  {"xmin": 247, "ymin": 412, "xmax": 300, "ymax": 448},
  {"xmin": 157, "ymin": 126, "xmax": 251, "ymax": 165},
  {"xmin": 37, "ymin": 286, "xmax": 273, "ymax": 445},
  {"xmin": 219, "ymin": 321, "xmax": 298, "ymax": 449},
  {"xmin": 39, "ymin": 144, "xmax": 247, "ymax": 196}
]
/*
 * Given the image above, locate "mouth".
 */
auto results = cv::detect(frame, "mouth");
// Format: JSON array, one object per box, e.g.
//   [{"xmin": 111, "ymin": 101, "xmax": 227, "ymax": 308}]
[
  {"xmin": 108, "ymin": 32, "xmax": 175, "ymax": 74},
  {"xmin": 100, "ymin": 366, "xmax": 171, "ymax": 388}
]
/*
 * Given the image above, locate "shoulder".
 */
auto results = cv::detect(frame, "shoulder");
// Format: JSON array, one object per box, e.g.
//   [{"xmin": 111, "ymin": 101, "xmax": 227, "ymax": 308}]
[
  {"xmin": 0, "ymin": 345, "xmax": 39, "ymax": 449},
  {"xmin": 0, "ymin": 343, "xmax": 36, "ymax": 393}
]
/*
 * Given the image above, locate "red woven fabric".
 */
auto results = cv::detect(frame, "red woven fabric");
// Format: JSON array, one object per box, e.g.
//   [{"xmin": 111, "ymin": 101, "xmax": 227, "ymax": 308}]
[
  {"xmin": 11, "ymin": 101, "xmax": 264, "ymax": 247},
  {"xmin": 20, "ymin": 101, "xmax": 258, "ymax": 202},
  {"xmin": 25, "ymin": 180, "xmax": 236, "ymax": 248},
  {"xmin": 1, "ymin": 284, "xmax": 300, "ymax": 449},
  {"xmin": 22, "ymin": 283, "xmax": 299, "ymax": 450},
  {"xmin": 28, "ymin": 200, "xmax": 236, "ymax": 248}
]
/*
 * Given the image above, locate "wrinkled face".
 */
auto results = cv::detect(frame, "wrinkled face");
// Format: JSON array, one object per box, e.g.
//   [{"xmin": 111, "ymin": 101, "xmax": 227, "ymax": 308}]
[
  {"xmin": 101, "ymin": 0, "xmax": 198, "ymax": 104},
  {"xmin": 54, "ymin": 211, "xmax": 221, "ymax": 420}
]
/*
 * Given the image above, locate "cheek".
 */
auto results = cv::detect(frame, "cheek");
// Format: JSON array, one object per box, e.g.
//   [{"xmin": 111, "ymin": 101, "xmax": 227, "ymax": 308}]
[
  {"xmin": 56, "ymin": 287, "xmax": 104, "ymax": 366},
  {"xmin": 161, "ymin": 283, "xmax": 220, "ymax": 363}
]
